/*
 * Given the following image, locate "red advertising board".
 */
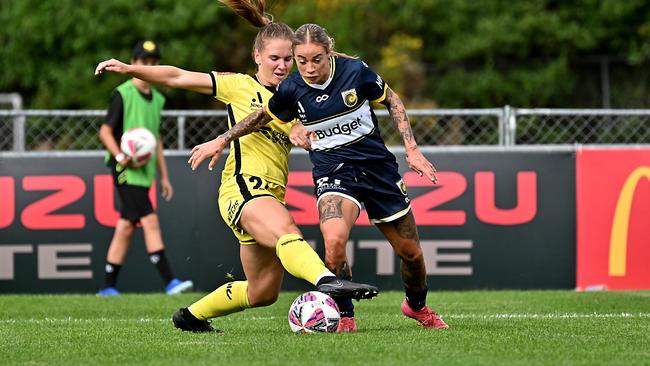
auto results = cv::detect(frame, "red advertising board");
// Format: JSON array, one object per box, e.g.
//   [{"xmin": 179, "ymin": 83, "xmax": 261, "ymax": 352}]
[{"xmin": 577, "ymin": 149, "xmax": 650, "ymax": 290}]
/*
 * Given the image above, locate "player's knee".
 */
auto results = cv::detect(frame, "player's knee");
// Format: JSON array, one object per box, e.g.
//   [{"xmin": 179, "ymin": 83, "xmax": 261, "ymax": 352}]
[
  {"xmin": 141, "ymin": 215, "xmax": 160, "ymax": 230},
  {"xmin": 248, "ymin": 290, "xmax": 279, "ymax": 307},
  {"xmin": 399, "ymin": 244, "xmax": 423, "ymax": 263},
  {"xmin": 117, "ymin": 220, "xmax": 136, "ymax": 237},
  {"xmin": 125, "ymin": 221, "xmax": 137, "ymax": 233},
  {"xmin": 278, "ymin": 224, "xmax": 301, "ymax": 240}
]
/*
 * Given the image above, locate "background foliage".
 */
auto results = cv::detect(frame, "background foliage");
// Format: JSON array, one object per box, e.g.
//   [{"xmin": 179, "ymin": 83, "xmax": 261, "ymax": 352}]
[{"xmin": 2, "ymin": 0, "xmax": 650, "ymax": 109}]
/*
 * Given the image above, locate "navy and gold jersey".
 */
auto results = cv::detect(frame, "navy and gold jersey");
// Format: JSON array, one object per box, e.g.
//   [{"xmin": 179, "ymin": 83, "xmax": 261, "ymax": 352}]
[
  {"xmin": 267, "ymin": 56, "xmax": 396, "ymax": 176},
  {"xmin": 211, "ymin": 72, "xmax": 293, "ymax": 186}
]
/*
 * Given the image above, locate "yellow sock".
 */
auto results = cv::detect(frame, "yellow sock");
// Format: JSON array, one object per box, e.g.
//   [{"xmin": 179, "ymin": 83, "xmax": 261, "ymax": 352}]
[
  {"xmin": 188, "ymin": 281, "xmax": 251, "ymax": 320},
  {"xmin": 275, "ymin": 233, "xmax": 333, "ymax": 285}
]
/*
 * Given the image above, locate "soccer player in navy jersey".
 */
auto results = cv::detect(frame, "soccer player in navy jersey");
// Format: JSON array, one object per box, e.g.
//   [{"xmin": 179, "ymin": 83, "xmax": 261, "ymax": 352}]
[{"xmin": 189, "ymin": 23, "xmax": 448, "ymax": 331}]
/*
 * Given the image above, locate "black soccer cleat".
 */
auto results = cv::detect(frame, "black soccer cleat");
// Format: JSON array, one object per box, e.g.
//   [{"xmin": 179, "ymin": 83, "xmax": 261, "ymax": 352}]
[
  {"xmin": 172, "ymin": 307, "xmax": 222, "ymax": 333},
  {"xmin": 317, "ymin": 277, "xmax": 379, "ymax": 300}
]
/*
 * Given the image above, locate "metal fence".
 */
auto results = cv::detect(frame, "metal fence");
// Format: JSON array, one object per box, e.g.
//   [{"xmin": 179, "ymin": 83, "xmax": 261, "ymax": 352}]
[{"xmin": 0, "ymin": 107, "xmax": 649, "ymax": 151}]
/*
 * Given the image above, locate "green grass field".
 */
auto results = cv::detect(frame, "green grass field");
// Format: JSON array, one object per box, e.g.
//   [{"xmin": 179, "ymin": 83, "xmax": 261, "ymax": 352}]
[{"xmin": 1, "ymin": 291, "xmax": 649, "ymax": 366}]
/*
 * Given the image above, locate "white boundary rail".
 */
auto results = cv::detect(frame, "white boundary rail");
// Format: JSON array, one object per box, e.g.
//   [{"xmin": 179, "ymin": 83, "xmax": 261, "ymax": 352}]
[{"xmin": 0, "ymin": 107, "xmax": 649, "ymax": 151}]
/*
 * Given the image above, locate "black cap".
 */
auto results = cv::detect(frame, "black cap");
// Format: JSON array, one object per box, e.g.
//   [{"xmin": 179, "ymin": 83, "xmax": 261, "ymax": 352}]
[{"xmin": 132, "ymin": 40, "xmax": 161, "ymax": 60}]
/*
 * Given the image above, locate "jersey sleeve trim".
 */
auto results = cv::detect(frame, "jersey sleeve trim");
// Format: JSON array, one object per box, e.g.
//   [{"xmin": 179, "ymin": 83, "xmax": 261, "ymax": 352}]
[
  {"xmin": 266, "ymin": 107, "xmax": 291, "ymax": 124},
  {"xmin": 371, "ymin": 83, "xmax": 388, "ymax": 103},
  {"xmin": 209, "ymin": 71, "xmax": 217, "ymax": 97}
]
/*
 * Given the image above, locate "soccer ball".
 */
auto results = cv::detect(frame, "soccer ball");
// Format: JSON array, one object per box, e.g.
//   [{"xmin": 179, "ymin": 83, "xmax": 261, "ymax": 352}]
[
  {"xmin": 120, "ymin": 127, "xmax": 157, "ymax": 167},
  {"xmin": 288, "ymin": 291, "xmax": 340, "ymax": 333}
]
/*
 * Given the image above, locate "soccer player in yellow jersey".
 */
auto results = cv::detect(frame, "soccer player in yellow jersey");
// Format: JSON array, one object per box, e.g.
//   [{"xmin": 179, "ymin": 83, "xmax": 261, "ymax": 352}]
[{"xmin": 95, "ymin": 0, "xmax": 377, "ymax": 333}]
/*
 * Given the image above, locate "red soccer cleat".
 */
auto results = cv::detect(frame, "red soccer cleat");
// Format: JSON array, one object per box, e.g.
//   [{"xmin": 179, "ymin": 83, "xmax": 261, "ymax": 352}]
[
  {"xmin": 336, "ymin": 317, "xmax": 358, "ymax": 333},
  {"xmin": 401, "ymin": 300, "xmax": 449, "ymax": 329}
]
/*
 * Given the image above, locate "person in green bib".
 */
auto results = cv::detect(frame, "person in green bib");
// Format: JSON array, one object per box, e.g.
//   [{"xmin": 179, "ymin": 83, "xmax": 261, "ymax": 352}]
[{"xmin": 97, "ymin": 40, "xmax": 193, "ymax": 296}]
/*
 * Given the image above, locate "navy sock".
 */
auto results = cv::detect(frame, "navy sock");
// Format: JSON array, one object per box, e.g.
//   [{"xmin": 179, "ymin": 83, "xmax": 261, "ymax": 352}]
[
  {"xmin": 405, "ymin": 286, "xmax": 428, "ymax": 311},
  {"xmin": 336, "ymin": 296, "xmax": 355, "ymax": 318}
]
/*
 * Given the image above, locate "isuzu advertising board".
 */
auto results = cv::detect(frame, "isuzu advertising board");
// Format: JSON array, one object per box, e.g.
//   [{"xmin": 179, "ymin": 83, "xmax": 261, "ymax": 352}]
[{"xmin": 0, "ymin": 150, "xmax": 575, "ymax": 293}]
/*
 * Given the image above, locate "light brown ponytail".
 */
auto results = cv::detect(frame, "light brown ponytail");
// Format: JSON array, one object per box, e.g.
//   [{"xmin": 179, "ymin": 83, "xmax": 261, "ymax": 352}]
[{"xmin": 219, "ymin": 0, "xmax": 293, "ymax": 58}]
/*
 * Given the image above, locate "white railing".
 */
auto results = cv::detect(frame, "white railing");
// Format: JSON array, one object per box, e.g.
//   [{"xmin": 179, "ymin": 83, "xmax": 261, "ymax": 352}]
[{"xmin": 0, "ymin": 107, "xmax": 649, "ymax": 151}]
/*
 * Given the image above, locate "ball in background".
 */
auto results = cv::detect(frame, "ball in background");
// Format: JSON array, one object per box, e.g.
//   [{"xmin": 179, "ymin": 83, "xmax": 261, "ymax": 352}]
[
  {"xmin": 120, "ymin": 127, "xmax": 157, "ymax": 167},
  {"xmin": 288, "ymin": 291, "xmax": 340, "ymax": 333}
]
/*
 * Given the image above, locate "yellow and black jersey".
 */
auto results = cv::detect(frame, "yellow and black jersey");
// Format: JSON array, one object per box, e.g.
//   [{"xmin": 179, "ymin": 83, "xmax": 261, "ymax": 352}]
[{"xmin": 210, "ymin": 72, "xmax": 294, "ymax": 186}]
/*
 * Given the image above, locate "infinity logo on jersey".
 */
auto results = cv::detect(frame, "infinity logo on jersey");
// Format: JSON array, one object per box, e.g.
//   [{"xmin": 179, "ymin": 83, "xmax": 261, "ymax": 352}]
[{"xmin": 310, "ymin": 116, "xmax": 363, "ymax": 140}]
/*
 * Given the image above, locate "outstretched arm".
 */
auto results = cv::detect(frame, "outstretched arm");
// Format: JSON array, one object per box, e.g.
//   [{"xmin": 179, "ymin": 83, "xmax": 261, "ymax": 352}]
[
  {"xmin": 221, "ymin": 107, "xmax": 274, "ymax": 143},
  {"xmin": 95, "ymin": 59, "xmax": 213, "ymax": 95},
  {"xmin": 382, "ymin": 87, "xmax": 438, "ymax": 183},
  {"xmin": 188, "ymin": 107, "xmax": 273, "ymax": 170}
]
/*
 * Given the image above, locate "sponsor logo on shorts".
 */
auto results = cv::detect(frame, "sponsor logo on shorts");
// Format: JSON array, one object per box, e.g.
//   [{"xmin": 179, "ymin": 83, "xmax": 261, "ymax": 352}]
[
  {"xmin": 396, "ymin": 179, "xmax": 410, "ymax": 203},
  {"xmin": 316, "ymin": 177, "xmax": 345, "ymax": 195},
  {"xmin": 227, "ymin": 200, "xmax": 240, "ymax": 222}
]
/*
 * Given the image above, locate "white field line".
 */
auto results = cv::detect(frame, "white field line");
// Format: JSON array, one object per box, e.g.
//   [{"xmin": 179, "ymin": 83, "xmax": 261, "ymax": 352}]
[
  {"xmin": 1, "ymin": 312, "xmax": 649, "ymax": 324},
  {"xmin": 447, "ymin": 312, "xmax": 650, "ymax": 319}
]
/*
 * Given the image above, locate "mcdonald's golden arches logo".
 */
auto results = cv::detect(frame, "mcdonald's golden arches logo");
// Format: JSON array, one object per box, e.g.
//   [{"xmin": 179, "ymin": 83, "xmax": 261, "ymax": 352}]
[{"xmin": 608, "ymin": 166, "xmax": 650, "ymax": 276}]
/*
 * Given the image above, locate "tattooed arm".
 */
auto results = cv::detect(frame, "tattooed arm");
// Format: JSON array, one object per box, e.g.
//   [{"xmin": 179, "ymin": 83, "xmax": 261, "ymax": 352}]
[
  {"xmin": 188, "ymin": 107, "xmax": 272, "ymax": 171},
  {"xmin": 221, "ymin": 108, "xmax": 272, "ymax": 143},
  {"xmin": 382, "ymin": 87, "xmax": 438, "ymax": 183},
  {"xmin": 384, "ymin": 88, "xmax": 418, "ymax": 152}
]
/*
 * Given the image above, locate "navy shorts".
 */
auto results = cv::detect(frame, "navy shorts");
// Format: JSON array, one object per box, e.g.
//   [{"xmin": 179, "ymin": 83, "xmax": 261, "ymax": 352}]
[{"xmin": 313, "ymin": 160, "xmax": 411, "ymax": 223}]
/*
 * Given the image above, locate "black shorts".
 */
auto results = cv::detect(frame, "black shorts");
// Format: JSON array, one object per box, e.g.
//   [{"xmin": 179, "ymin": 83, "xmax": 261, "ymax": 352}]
[
  {"xmin": 313, "ymin": 160, "xmax": 411, "ymax": 223},
  {"xmin": 112, "ymin": 165, "xmax": 153, "ymax": 223}
]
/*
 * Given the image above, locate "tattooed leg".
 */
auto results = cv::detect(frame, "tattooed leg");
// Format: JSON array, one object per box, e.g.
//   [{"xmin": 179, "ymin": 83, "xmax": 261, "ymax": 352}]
[
  {"xmin": 377, "ymin": 211, "xmax": 427, "ymax": 291},
  {"xmin": 318, "ymin": 194, "xmax": 359, "ymax": 273},
  {"xmin": 319, "ymin": 195, "xmax": 344, "ymax": 224}
]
